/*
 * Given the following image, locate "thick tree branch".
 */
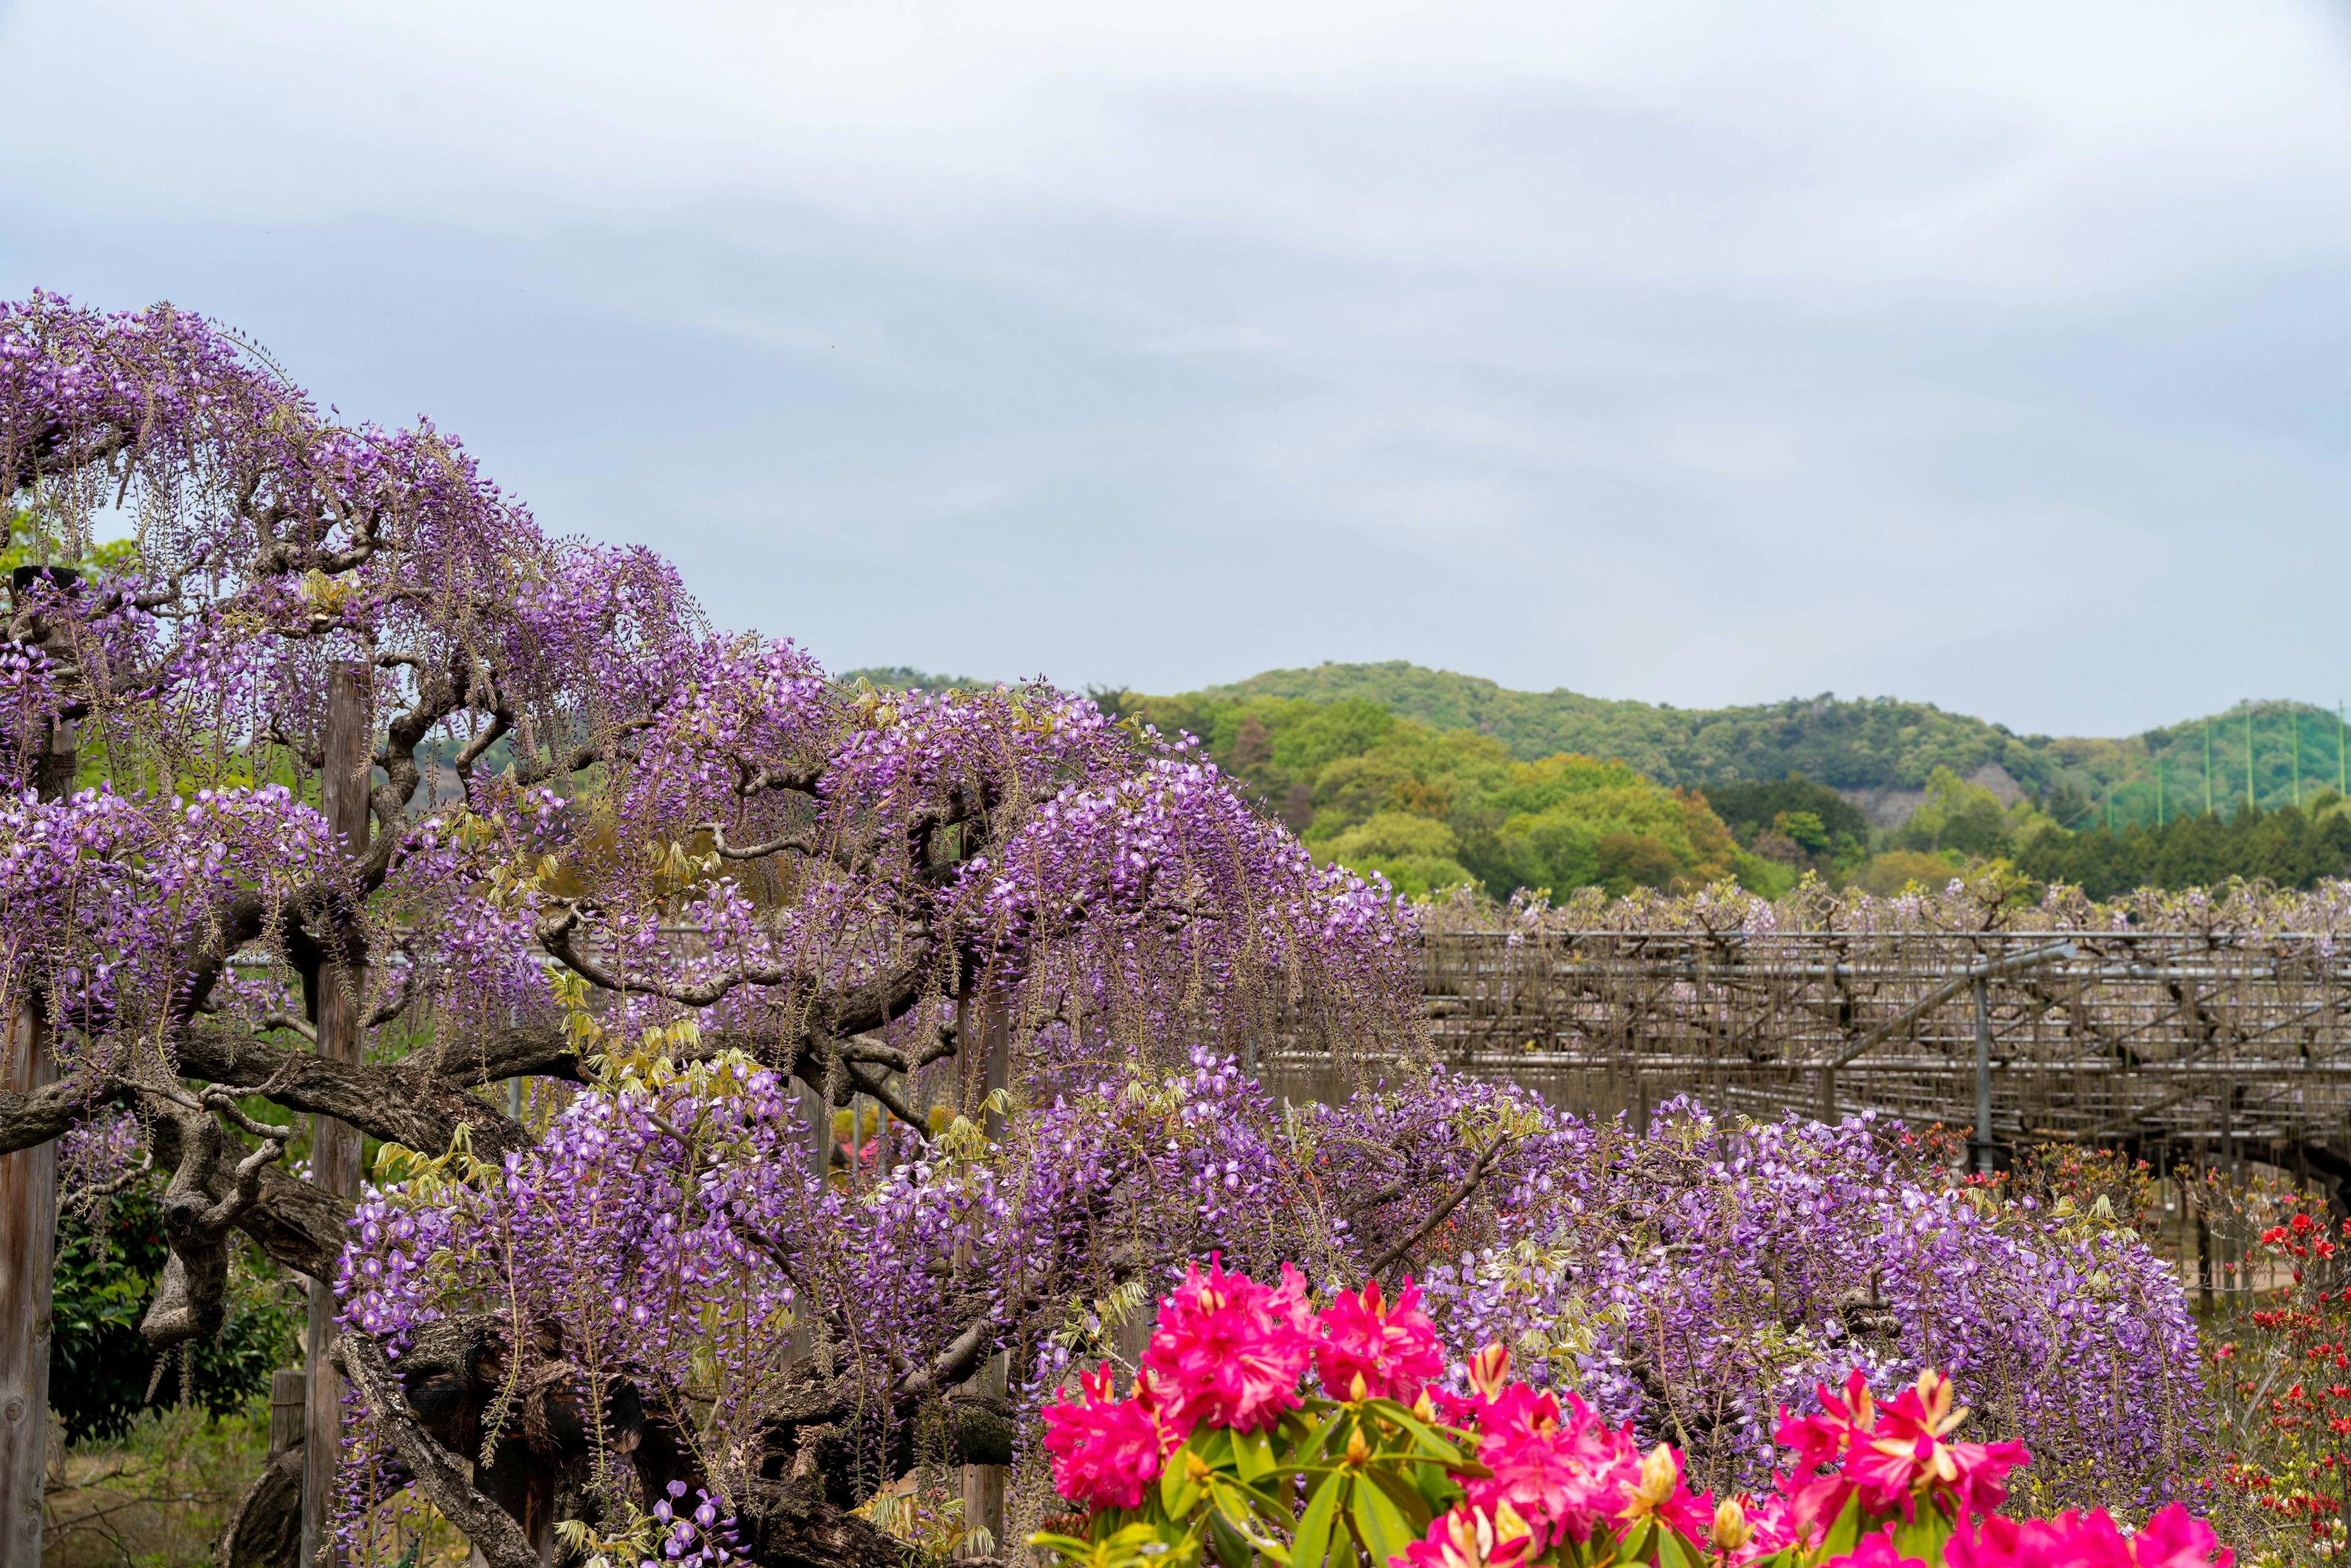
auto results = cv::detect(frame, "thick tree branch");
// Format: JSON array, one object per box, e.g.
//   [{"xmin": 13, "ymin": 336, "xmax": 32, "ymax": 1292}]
[
  {"xmin": 0, "ymin": 1070, "xmax": 126, "ymax": 1156},
  {"xmin": 1365, "ymin": 1132, "xmax": 1514, "ymax": 1280},
  {"xmin": 332, "ymin": 1332, "xmax": 543, "ymax": 1568},
  {"xmin": 178, "ymin": 1026, "xmax": 532, "ymax": 1160}
]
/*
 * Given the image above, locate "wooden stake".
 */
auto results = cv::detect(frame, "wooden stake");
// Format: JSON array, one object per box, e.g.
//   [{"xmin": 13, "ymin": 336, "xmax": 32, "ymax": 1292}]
[{"xmin": 301, "ymin": 662, "xmax": 372, "ymax": 1568}]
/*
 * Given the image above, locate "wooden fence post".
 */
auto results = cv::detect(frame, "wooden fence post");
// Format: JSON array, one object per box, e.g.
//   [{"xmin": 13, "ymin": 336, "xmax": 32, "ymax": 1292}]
[
  {"xmin": 1, "ymin": 715, "xmax": 73, "ymax": 1568},
  {"xmin": 301, "ymin": 663, "xmax": 372, "ymax": 1568}
]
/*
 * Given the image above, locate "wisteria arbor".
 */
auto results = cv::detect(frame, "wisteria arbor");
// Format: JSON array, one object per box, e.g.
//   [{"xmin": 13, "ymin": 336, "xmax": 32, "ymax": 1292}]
[{"xmin": 0, "ymin": 294, "xmax": 1427, "ymax": 1566}]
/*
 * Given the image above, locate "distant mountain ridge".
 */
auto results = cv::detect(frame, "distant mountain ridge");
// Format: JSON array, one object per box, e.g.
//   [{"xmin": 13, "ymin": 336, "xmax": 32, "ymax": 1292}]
[{"xmin": 1194, "ymin": 661, "xmax": 2346, "ymax": 825}]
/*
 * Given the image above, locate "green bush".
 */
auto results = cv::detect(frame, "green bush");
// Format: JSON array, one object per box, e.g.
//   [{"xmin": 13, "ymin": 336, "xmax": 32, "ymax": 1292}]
[{"xmin": 51, "ymin": 1187, "xmax": 305, "ymax": 1444}]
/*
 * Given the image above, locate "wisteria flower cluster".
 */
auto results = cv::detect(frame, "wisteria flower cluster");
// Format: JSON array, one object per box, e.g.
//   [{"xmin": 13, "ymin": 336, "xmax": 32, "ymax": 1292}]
[{"xmin": 1032, "ymin": 1260, "xmax": 2230, "ymax": 1568}]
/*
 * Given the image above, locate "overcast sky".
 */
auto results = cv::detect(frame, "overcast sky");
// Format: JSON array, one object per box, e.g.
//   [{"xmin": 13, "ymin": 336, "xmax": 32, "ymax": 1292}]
[{"xmin": 4, "ymin": 1, "xmax": 2348, "ymax": 736}]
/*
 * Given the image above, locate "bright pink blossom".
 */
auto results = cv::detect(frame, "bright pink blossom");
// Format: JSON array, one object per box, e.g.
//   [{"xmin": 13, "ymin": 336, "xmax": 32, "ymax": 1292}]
[
  {"xmin": 1945, "ymin": 1505, "xmax": 2232, "ymax": 1568},
  {"xmin": 1139, "ymin": 1256, "xmax": 1318, "ymax": 1434},
  {"xmin": 1777, "ymin": 1370, "xmax": 2029, "ymax": 1520},
  {"xmin": 1391, "ymin": 1503, "xmax": 1536, "ymax": 1568},
  {"xmin": 1318, "ymin": 1277, "xmax": 1444, "ymax": 1402},
  {"xmin": 1463, "ymin": 1383, "xmax": 1645, "ymax": 1547},
  {"xmin": 1730, "ymin": 1490, "xmax": 1809, "ymax": 1564},
  {"xmin": 1040, "ymin": 1367, "xmax": 1177, "ymax": 1510}
]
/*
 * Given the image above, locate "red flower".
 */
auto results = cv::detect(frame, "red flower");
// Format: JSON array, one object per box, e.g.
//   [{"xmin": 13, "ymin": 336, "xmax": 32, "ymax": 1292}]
[
  {"xmin": 1139, "ymin": 1256, "xmax": 1316, "ymax": 1435},
  {"xmin": 1040, "ymin": 1367, "xmax": 1177, "ymax": 1510},
  {"xmin": 1318, "ymin": 1277, "xmax": 1445, "ymax": 1403}
]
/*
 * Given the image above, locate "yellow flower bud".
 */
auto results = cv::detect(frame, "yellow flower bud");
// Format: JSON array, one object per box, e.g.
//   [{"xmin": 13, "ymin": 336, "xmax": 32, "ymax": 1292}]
[
  {"xmin": 1626, "ymin": 1444, "xmax": 1680, "ymax": 1515},
  {"xmin": 1710, "ymin": 1498, "xmax": 1753, "ymax": 1553}
]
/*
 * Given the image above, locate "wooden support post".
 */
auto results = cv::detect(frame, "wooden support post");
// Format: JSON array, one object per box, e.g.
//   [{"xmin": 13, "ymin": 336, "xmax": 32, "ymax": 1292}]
[
  {"xmin": 2, "ymin": 716, "xmax": 72, "ymax": 1568},
  {"xmin": 804, "ymin": 1075, "xmax": 830, "ymax": 1178},
  {"xmin": 983, "ymin": 1005, "xmax": 1009, "ymax": 1145},
  {"xmin": 302, "ymin": 663, "xmax": 372, "ymax": 1568},
  {"xmin": 2195, "ymin": 1180, "xmax": 2214, "ymax": 1314},
  {"xmin": 0, "ymin": 1003, "xmax": 54, "ymax": 1568},
  {"xmin": 958, "ymin": 1460, "xmax": 1004, "ymax": 1559},
  {"xmin": 269, "ymin": 1369, "xmax": 308, "ymax": 1460},
  {"xmin": 952, "ymin": 996, "xmax": 1010, "ymax": 1558}
]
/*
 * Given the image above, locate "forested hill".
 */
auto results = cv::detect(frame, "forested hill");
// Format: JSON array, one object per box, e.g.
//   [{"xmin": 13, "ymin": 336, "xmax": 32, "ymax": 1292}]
[
  {"xmin": 1197, "ymin": 662, "xmax": 2052, "ymax": 791},
  {"xmin": 846, "ymin": 659, "xmax": 2348, "ymax": 827},
  {"xmin": 1177, "ymin": 662, "xmax": 2347, "ymax": 825}
]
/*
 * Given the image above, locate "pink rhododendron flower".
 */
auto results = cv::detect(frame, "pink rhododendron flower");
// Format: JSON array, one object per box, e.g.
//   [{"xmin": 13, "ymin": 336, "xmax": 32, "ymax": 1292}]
[
  {"xmin": 1392, "ymin": 1502, "xmax": 1535, "ymax": 1568},
  {"xmin": 1778, "ymin": 1370, "xmax": 2029, "ymax": 1520},
  {"xmin": 1040, "ymin": 1367, "xmax": 1177, "ymax": 1510},
  {"xmin": 1319, "ymin": 1277, "xmax": 1444, "ymax": 1402},
  {"xmin": 1945, "ymin": 1505, "xmax": 2232, "ymax": 1568},
  {"xmin": 1463, "ymin": 1383, "xmax": 1645, "ymax": 1547},
  {"xmin": 1140, "ymin": 1256, "xmax": 1317, "ymax": 1434}
]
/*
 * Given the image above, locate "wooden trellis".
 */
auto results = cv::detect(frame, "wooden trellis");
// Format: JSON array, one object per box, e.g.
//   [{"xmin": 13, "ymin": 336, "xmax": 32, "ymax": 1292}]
[{"xmin": 1266, "ymin": 887, "xmax": 2351, "ymax": 1184}]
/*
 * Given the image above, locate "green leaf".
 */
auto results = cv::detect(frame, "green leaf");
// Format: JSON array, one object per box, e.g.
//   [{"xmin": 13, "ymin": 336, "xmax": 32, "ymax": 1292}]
[
  {"xmin": 1347, "ymin": 1474, "xmax": 1418, "ymax": 1568},
  {"xmin": 1891, "ymin": 1511, "xmax": 1951, "ymax": 1568},
  {"xmin": 1408, "ymin": 1455, "xmax": 1461, "ymax": 1518},
  {"xmin": 1655, "ymin": 1524, "xmax": 1698, "ymax": 1568},
  {"xmin": 1207, "ymin": 1509, "xmax": 1253, "ymax": 1568},
  {"xmin": 1818, "ymin": 1490, "xmax": 1866, "ymax": 1561},
  {"xmin": 1617, "ymin": 1518, "xmax": 1654, "ymax": 1564},
  {"xmin": 1288, "ymin": 1405, "xmax": 1353, "ymax": 1471},
  {"xmin": 1359, "ymin": 1398, "xmax": 1466, "ymax": 1463},
  {"xmin": 1234, "ymin": 1427, "xmax": 1278, "ymax": 1483},
  {"xmin": 1362, "ymin": 1465, "xmax": 1435, "ymax": 1539},
  {"xmin": 1190, "ymin": 1426, "xmax": 1237, "ymax": 1471},
  {"xmin": 1292, "ymin": 1474, "xmax": 1347, "ymax": 1568},
  {"xmin": 1160, "ymin": 1457, "xmax": 1203, "ymax": 1518},
  {"xmin": 1207, "ymin": 1472, "xmax": 1292, "ymax": 1527}
]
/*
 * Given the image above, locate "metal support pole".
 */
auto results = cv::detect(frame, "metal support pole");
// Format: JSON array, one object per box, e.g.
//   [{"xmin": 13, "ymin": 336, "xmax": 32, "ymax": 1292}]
[
  {"xmin": 302, "ymin": 664, "xmax": 372, "ymax": 1568},
  {"xmin": 1973, "ymin": 978, "xmax": 1993, "ymax": 1175}
]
